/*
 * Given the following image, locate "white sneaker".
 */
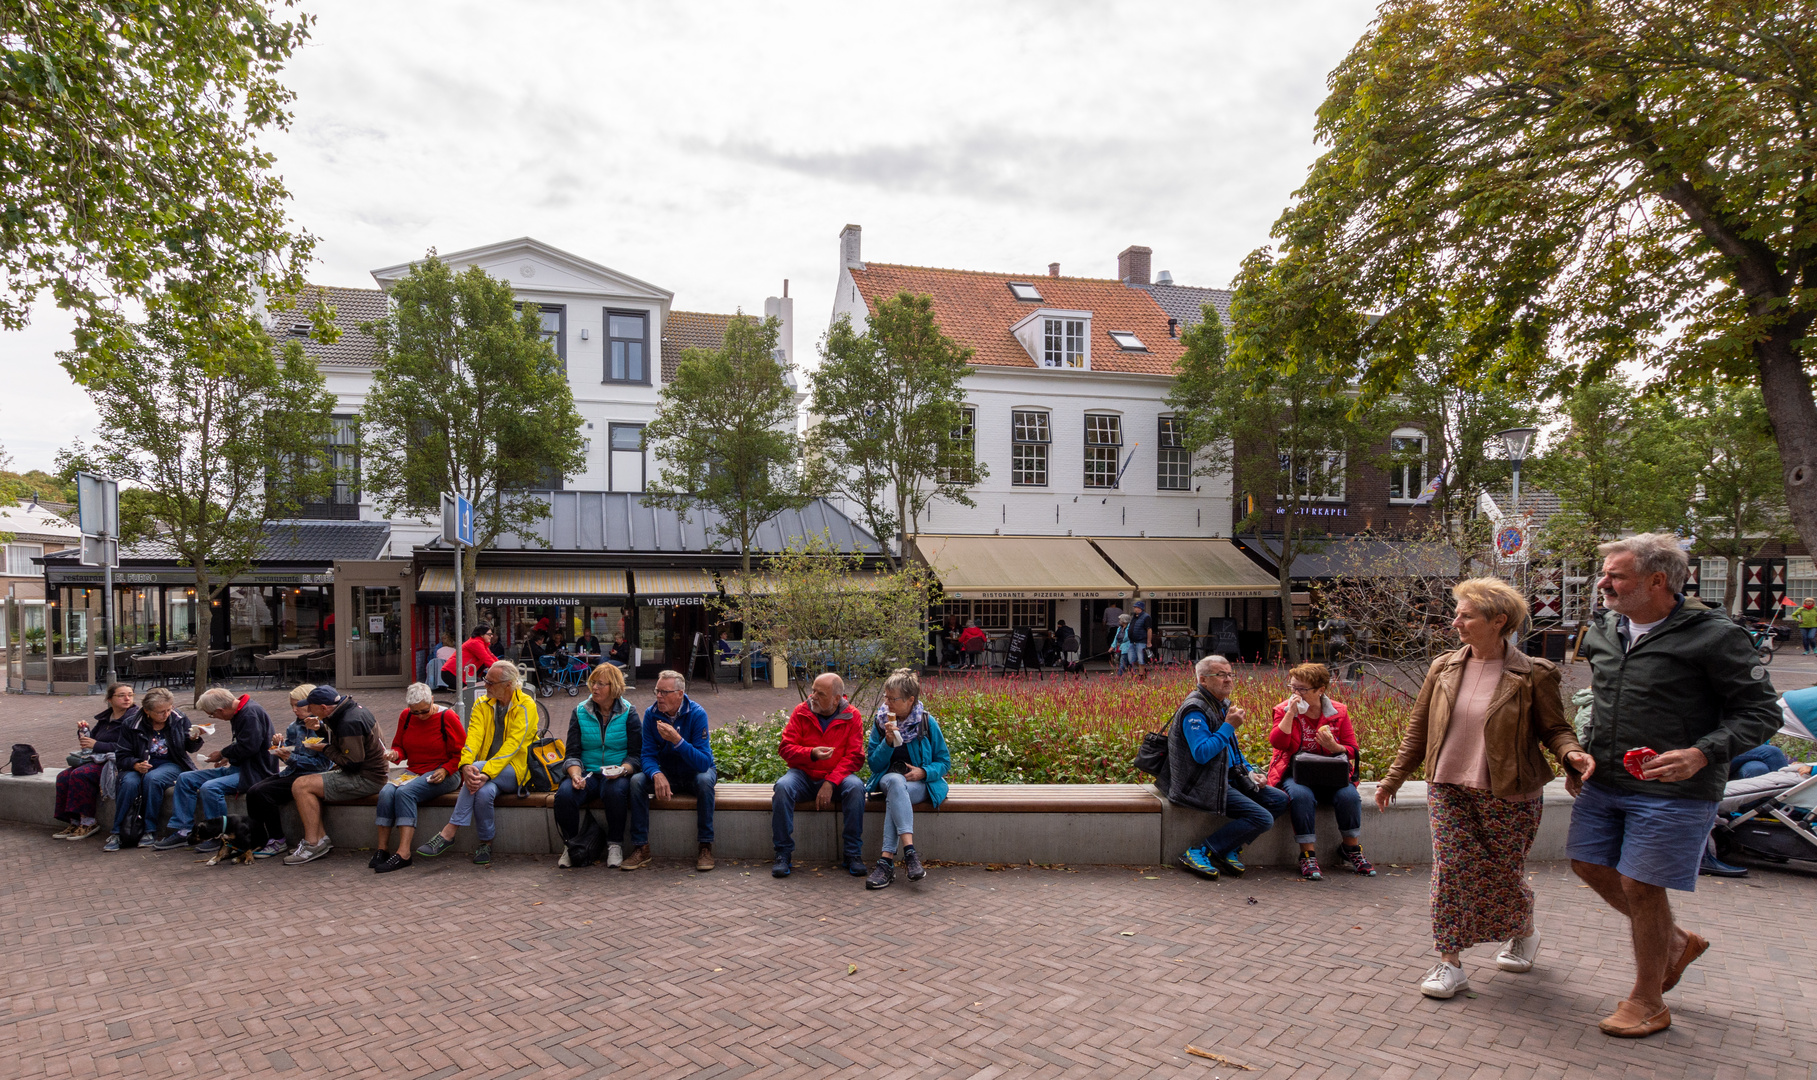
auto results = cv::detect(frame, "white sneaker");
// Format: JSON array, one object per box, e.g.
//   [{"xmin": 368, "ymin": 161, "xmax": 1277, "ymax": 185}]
[
  {"xmin": 606, "ymin": 843, "xmax": 623, "ymax": 868},
  {"xmin": 283, "ymin": 836, "xmax": 333, "ymax": 866},
  {"xmin": 557, "ymin": 848, "xmax": 572, "ymax": 869},
  {"xmin": 1494, "ymin": 934, "xmax": 1540, "ymax": 972},
  {"xmin": 1419, "ymin": 961, "xmax": 1469, "ymax": 999}
]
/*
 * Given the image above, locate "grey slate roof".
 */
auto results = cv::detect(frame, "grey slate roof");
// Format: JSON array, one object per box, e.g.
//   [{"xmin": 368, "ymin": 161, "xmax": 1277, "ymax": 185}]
[
  {"xmin": 45, "ymin": 520, "xmax": 391, "ymax": 566},
  {"xmin": 486, "ymin": 493, "xmax": 881, "ymax": 555},
  {"xmin": 272, "ymin": 285, "xmax": 388, "ymax": 368},
  {"xmin": 1128, "ymin": 282, "xmax": 1234, "ymax": 330}
]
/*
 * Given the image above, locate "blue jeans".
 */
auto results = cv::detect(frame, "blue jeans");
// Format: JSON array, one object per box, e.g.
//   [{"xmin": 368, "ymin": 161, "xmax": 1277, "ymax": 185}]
[
  {"xmin": 1198, "ymin": 783, "xmax": 1289, "ymax": 857},
  {"xmin": 374, "ymin": 772, "xmax": 462, "ymax": 828},
  {"xmin": 1803, "ymin": 627, "xmax": 1815, "ymax": 651},
  {"xmin": 1730, "ymin": 744, "xmax": 1790, "ymax": 780},
  {"xmin": 628, "ymin": 766, "xmax": 716, "ymax": 846},
  {"xmin": 877, "ymin": 771, "xmax": 928, "ymax": 855},
  {"xmin": 554, "ymin": 772, "xmax": 633, "ymax": 843},
  {"xmin": 771, "ymin": 769, "xmax": 865, "ymax": 860},
  {"xmin": 113, "ymin": 763, "xmax": 181, "ymax": 834},
  {"xmin": 448, "ymin": 764, "xmax": 519, "ymax": 842},
  {"xmin": 169, "ymin": 765, "xmax": 239, "ymax": 834},
  {"xmin": 1281, "ymin": 779, "xmax": 1363, "ymax": 845}
]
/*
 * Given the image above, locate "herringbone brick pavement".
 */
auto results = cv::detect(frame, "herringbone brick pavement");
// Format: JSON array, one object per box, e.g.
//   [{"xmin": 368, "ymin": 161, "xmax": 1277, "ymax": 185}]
[{"xmin": 0, "ymin": 822, "xmax": 1811, "ymax": 1079}]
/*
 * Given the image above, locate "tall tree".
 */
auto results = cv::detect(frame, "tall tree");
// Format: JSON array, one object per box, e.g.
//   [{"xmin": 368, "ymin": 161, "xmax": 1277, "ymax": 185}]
[
  {"xmin": 1683, "ymin": 384, "xmax": 1791, "ymax": 612},
  {"xmin": 57, "ymin": 299, "xmax": 335, "ymax": 691},
  {"xmin": 807, "ymin": 293, "xmax": 982, "ymax": 564},
  {"xmin": 1263, "ymin": 1, "xmax": 1817, "ymax": 557},
  {"xmin": 0, "ymin": 1, "xmax": 317, "ymax": 332},
  {"xmin": 358, "ymin": 255, "xmax": 586, "ymax": 635},
  {"xmin": 644, "ymin": 313, "xmax": 810, "ymax": 685},
  {"xmin": 1167, "ymin": 254, "xmax": 1381, "ymax": 663}
]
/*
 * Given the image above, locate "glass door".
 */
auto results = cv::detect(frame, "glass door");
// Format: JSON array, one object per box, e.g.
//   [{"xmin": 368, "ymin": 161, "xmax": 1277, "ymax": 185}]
[{"xmin": 350, "ymin": 585, "xmax": 402, "ymax": 678}]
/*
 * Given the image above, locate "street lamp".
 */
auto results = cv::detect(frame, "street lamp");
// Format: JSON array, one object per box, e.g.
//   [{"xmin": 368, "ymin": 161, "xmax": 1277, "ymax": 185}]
[{"xmin": 1497, "ymin": 427, "xmax": 1539, "ymax": 516}]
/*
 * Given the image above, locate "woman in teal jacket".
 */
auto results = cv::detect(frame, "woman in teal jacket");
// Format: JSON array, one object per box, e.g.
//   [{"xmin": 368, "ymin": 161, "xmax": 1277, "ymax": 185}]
[{"xmin": 864, "ymin": 667, "xmax": 950, "ymax": 889}]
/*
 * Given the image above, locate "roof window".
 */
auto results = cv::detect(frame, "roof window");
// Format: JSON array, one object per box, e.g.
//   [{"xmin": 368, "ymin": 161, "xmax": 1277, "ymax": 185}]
[
  {"xmin": 1107, "ymin": 330, "xmax": 1145, "ymax": 351},
  {"xmin": 289, "ymin": 324, "xmax": 311, "ymax": 338},
  {"xmin": 1007, "ymin": 282, "xmax": 1042, "ymax": 302}
]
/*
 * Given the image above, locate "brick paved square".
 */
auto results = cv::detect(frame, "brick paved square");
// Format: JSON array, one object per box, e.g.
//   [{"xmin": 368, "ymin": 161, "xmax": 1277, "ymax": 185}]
[{"xmin": 1, "ymin": 822, "xmax": 1812, "ymax": 1079}]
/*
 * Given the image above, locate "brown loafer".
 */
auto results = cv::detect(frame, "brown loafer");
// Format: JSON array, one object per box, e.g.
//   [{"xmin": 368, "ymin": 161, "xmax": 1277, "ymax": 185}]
[
  {"xmin": 618, "ymin": 844, "xmax": 652, "ymax": 871},
  {"xmin": 1598, "ymin": 999, "xmax": 1671, "ymax": 1038},
  {"xmin": 1662, "ymin": 932, "xmax": 1709, "ymax": 993},
  {"xmin": 695, "ymin": 843, "xmax": 715, "ymax": 872}
]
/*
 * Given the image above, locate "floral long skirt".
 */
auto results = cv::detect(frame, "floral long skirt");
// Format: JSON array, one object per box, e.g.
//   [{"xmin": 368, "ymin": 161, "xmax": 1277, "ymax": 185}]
[{"xmin": 1427, "ymin": 782, "xmax": 1543, "ymax": 954}]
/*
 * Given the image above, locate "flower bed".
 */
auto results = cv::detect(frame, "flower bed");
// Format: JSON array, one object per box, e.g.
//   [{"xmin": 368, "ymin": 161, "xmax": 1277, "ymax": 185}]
[{"xmin": 710, "ymin": 669, "xmax": 1416, "ymax": 785}]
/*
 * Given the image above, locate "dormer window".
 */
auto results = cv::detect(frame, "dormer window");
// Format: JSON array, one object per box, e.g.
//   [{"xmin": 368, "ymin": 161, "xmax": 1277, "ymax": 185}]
[
  {"xmin": 289, "ymin": 324, "xmax": 311, "ymax": 339},
  {"xmin": 1043, "ymin": 318, "xmax": 1085, "ymax": 368},
  {"xmin": 1010, "ymin": 307, "xmax": 1092, "ymax": 370},
  {"xmin": 1107, "ymin": 330, "xmax": 1145, "ymax": 351},
  {"xmin": 1007, "ymin": 282, "xmax": 1042, "ymax": 302}
]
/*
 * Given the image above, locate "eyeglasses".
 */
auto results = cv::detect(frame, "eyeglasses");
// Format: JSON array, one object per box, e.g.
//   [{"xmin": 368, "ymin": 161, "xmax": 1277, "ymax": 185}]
[
  {"xmin": 654, "ymin": 687, "xmax": 682, "ymax": 697},
  {"xmin": 1288, "ymin": 684, "xmax": 1313, "ymax": 694}
]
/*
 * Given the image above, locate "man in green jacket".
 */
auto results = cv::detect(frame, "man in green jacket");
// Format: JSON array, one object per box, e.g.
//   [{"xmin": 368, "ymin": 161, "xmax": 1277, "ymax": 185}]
[{"xmin": 1570, "ymin": 533, "xmax": 1780, "ymax": 1039}]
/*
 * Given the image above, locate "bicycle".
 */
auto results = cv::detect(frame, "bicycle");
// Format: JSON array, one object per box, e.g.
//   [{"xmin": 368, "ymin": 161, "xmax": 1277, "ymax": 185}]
[{"xmin": 1737, "ymin": 619, "xmax": 1777, "ymax": 666}]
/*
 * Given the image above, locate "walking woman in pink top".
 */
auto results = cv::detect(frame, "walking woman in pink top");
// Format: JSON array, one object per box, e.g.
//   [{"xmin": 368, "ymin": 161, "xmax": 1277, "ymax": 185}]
[{"xmin": 1376, "ymin": 577, "xmax": 1594, "ymax": 1001}]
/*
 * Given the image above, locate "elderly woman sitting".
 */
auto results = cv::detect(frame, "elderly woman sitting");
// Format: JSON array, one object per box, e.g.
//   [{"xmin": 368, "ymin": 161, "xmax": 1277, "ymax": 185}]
[
  {"xmin": 107, "ymin": 687, "xmax": 201, "ymax": 848},
  {"xmin": 417, "ymin": 660, "xmax": 536, "ymax": 867},
  {"xmin": 864, "ymin": 667, "xmax": 951, "ymax": 890},
  {"xmin": 1266, "ymin": 662, "xmax": 1372, "ymax": 880},
  {"xmin": 554, "ymin": 663, "xmax": 640, "ymax": 868},
  {"xmin": 369, "ymin": 682, "xmax": 467, "ymax": 873}
]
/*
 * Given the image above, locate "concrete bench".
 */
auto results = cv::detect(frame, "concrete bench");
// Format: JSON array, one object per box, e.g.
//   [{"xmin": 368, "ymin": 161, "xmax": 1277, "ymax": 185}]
[{"xmin": 0, "ymin": 769, "xmax": 1575, "ymax": 866}]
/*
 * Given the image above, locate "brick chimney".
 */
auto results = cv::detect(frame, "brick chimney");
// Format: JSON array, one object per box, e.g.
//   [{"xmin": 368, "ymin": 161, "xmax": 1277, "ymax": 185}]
[
  {"xmin": 1118, "ymin": 245, "xmax": 1152, "ymax": 285},
  {"xmin": 839, "ymin": 224, "xmax": 863, "ymax": 270},
  {"xmin": 1048, "ymin": 262, "xmax": 1060, "ymax": 278}
]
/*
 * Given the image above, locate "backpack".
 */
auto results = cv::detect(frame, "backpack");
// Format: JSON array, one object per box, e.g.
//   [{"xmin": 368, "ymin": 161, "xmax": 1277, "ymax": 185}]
[
  {"xmin": 9, "ymin": 744, "xmax": 40, "ymax": 776},
  {"xmin": 563, "ymin": 810, "xmax": 608, "ymax": 868},
  {"xmin": 519, "ymin": 706, "xmax": 566, "ymax": 795},
  {"xmin": 117, "ymin": 790, "xmax": 146, "ymax": 848}
]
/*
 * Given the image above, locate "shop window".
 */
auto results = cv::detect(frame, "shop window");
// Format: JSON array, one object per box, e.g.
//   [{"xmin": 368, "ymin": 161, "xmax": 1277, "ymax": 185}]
[
  {"xmin": 1787, "ymin": 557, "xmax": 1817, "ymax": 604},
  {"xmin": 971, "ymin": 599, "xmax": 1010, "ymax": 630},
  {"xmin": 1155, "ymin": 599, "xmax": 1190, "ymax": 627},
  {"xmin": 1009, "ymin": 599, "xmax": 1051, "ymax": 629}
]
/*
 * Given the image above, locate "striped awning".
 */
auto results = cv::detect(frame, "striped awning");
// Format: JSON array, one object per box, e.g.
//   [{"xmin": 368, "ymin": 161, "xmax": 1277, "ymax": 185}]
[
  {"xmin": 632, "ymin": 569, "xmax": 717, "ymax": 597},
  {"xmin": 418, "ymin": 567, "xmax": 628, "ymax": 603}
]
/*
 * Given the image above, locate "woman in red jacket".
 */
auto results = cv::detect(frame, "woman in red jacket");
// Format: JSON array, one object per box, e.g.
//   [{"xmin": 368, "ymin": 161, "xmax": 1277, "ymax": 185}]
[
  {"xmin": 442, "ymin": 624, "xmax": 498, "ymax": 688},
  {"xmin": 1266, "ymin": 662, "xmax": 1373, "ymax": 881},
  {"xmin": 370, "ymin": 682, "xmax": 467, "ymax": 873}
]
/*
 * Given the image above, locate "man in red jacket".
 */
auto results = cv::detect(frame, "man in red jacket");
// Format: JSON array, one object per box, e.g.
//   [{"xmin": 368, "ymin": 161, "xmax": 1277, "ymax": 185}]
[{"xmin": 772, "ymin": 672, "xmax": 867, "ymax": 878}]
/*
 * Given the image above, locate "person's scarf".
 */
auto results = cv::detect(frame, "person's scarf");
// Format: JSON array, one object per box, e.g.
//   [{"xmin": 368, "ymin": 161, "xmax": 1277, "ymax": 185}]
[{"xmin": 873, "ymin": 700, "xmax": 927, "ymax": 746}]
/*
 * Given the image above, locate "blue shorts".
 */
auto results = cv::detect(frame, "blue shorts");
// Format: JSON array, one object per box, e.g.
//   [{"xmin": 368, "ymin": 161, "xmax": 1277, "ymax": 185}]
[{"xmin": 1566, "ymin": 780, "xmax": 1718, "ymax": 892}]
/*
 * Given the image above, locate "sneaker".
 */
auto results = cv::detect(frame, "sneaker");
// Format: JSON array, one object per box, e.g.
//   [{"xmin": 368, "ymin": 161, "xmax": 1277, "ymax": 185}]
[
  {"xmin": 472, "ymin": 842, "xmax": 491, "ymax": 866},
  {"xmin": 1299, "ymin": 852, "xmax": 1323, "ymax": 881},
  {"xmin": 557, "ymin": 848, "xmax": 572, "ymax": 869},
  {"xmin": 606, "ymin": 843, "xmax": 623, "ymax": 869},
  {"xmin": 1337, "ymin": 843, "xmax": 1376, "ymax": 877},
  {"xmin": 695, "ymin": 843, "xmax": 715, "ymax": 872},
  {"xmin": 64, "ymin": 823, "xmax": 99, "ymax": 841},
  {"xmin": 368, "ymin": 850, "xmax": 388, "ymax": 870},
  {"xmin": 415, "ymin": 833, "xmax": 453, "ymax": 859},
  {"xmin": 866, "ymin": 857, "xmax": 895, "ymax": 890},
  {"xmin": 902, "ymin": 845, "xmax": 926, "ymax": 882},
  {"xmin": 283, "ymin": 837, "xmax": 333, "ymax": 865},
  {"xmin": 846, "ymin": 856, "xmax": 868, "ymax": 877},
  {"xmin": 151, "ymin": 832, "xmax": 191, "ymax": 851},
  {"xmin": 1494, "ymin": 934, "xmax": 1540, "ymax": 973},
  {"xmin": 374, "ymin": 853, "xmax": 412, "ymax": 874},
  {"xmin": 771, "ymin": 851, "xmax": 792, "ymax": 878},
  {"xmin": 619, "ymin": 844, "xmax": 652, "ymax": 871},
  {"xmin": 51, "ymin": 824, "xmax": 77, "ymax": 839},
  {"xmin": 1212, "ymin": 848, "xmax": 1246, "ymax": 878},
  {"xmin": 1419, "ymin": 961, "xmax": 1469, "ymax": 999},
  {"xmin": 1177, "ymin": 847, "xmax": 1220, "ymax": 881},
  {"xmin": 253, "ymin": 839, "xmax": 286, "ymax": 860},
  {"xmin": 193, "ymin": 837, "xmax": 222, "ymax": 854},
  {"xmin": 102, "ymin": 833, "xmax": 121, "ymax": 852}
]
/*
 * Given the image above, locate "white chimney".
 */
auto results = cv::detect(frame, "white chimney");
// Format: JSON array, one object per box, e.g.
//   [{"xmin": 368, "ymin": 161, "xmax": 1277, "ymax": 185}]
[
  {"xmin": 764, "ymin": 286, "xmax": 795, "ymax": 368},
  {"xmin": 839, "ymin": 224, "xmax": 863, "ymax": 270}
]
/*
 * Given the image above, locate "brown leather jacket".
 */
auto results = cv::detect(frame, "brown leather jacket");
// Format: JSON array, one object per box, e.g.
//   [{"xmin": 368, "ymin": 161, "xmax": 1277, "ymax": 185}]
[{"xmin": 1381, "ymin": 644, "xmax": 1584, "ymax": 800}]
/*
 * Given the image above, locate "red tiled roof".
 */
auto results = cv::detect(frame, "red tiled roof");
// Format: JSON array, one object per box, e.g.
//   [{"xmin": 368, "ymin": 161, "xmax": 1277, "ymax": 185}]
[
  {"xmin": 844, "ymin": 263, "xmax": 1185, "ymax": 376},
  {"xmin": 661, "ymin": 310, "xmax": 757, "ymax": 383}
]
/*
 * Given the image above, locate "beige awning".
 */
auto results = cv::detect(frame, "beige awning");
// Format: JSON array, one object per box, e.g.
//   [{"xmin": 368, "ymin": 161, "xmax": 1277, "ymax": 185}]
[
  {"xmin": 912, "ymin": 535, "xmax": 1133, "ymax": 600},
  {"xmin": 1089, "ymin": 538, "xmax": 1279, "ymax": 599},
  {"xmin": 417, "ymin": 567, "xmax": 628, "ymax": 602},
  {"xmin": 721, "ymin": 571, "xmax": 891, "ymax": 596},
  {"xmin": 632, "ymin": 569, "xmax": 717, "ymax": 596}
]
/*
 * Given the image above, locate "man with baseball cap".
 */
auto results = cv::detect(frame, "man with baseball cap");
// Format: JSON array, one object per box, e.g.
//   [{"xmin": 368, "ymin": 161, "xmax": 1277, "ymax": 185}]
[{"xmin": 284, "ymin": 685, "xmax": 388, "ymax": 865}]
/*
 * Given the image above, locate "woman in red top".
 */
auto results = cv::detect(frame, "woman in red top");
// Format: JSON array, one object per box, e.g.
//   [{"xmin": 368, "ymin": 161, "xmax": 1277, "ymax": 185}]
[
  {"xmin": 371, "ymin": 682, "xmax": 467, "ymax": 873},
  {"xmin": 442, "ymin": 624, "xmax": 498, "ymax": 688},
  {"xmin": 957, "ymin": 622, "xmax": 989, "ymax": 668},
  {"xmin": 1266, "ymin": 662, "xmax": 1372, "ymax": 881}
]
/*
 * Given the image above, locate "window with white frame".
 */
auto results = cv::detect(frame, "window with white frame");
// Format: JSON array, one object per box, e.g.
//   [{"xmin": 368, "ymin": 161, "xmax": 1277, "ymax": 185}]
[
  {"xmin": 1012, "ymin": 410, "xmax": 1050, "ymax": 486},
  {"xmin": 1157, "ymin": 416, "xmax": 1190, "ymax": 491},
  {"xmin": 1042, "ymin": 318, "xmax": 1086, "ymax": 368},
  {"xmin": 1700, "ymin": 557, "xmax": 1730, "ymax": 605},
  {"xmin": 940, "ymin": 407, "xmax": 977, "ymax": 484},
  {"xmin": 1009, "ymin": 599, "xmax": 1051, "ymax": 628},
  {"xmin": 1083, "ymin": 413, "xmax": 1122, "ymax": 488},
  {"xmin": 1388, "ymin": 428, "xmax": 1427, "ymax": 502},
  {"xmin": 971, "ymin": 599, "xmax": 1010, "ymax": 630},
  {"xmin": 1280, "ymin": 450, "xmax": 1347, "ymax": 500},
  {"xmin": 3, "ymin": 543, "xmax": 43, "ymax": 576},
  {"xmin": 1787, "ymin": 557, "xmax": 1817, "ymax": 603},
  {"xmin": 1155, "ymin": 599, "xmax": 1190, "ymax": 627}
]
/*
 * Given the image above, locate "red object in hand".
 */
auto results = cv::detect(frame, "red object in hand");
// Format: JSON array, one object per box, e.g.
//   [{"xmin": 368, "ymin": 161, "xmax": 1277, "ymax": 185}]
[{"xmin": 1623, "ymin": 747, "xmax": 1658, "ymax": 780}]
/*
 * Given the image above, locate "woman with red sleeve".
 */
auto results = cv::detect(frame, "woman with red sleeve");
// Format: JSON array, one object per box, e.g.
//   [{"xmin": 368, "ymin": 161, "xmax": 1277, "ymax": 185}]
[
  {"xmin": 442, "ymin": 624, "xmax": 499, "ymax": 688},
  {"xmin": 370, "ymin": 682, "xmax": 467, "ymax": 873},
  {"xmin": 1266, "ymin": 662, "xmax": 1373, "ymax": 881}
]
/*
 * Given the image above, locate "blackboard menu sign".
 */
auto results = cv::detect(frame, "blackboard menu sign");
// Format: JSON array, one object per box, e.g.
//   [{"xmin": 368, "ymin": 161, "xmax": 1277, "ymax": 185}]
[
  {"xmin": 1206, "ymin": 618, "xmax": 1240, "ymax": 658},
  {"xmin": 1005, "ymin": 627, "xmax": 1032, "ymax": 669}
]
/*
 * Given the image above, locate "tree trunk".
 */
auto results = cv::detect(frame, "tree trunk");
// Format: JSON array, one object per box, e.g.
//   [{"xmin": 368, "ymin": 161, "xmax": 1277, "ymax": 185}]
[
  {"xmin": 1727, "ymin": 554, "xmax": 1742, "ymax": 615},
  {"xmin": 193, "ymin": 565, "xmax": 212, "ymax": 696},
  {"xmin": 1755, "ymin": 326, "xmax": 1817, "ymax": 559},
  {"xmin": 739, "ymin": 542, "xmax": 753, "ymax": 688},
  {"xmin": 1279, "ymin": 505, "xmax": 1300, "ymax": 665}
]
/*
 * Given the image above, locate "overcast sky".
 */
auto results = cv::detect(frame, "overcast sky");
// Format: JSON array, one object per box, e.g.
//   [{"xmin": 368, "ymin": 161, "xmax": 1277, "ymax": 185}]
[{"xmin": 0, "ymin": 0, "xmax": 1377, "ymax": 473}]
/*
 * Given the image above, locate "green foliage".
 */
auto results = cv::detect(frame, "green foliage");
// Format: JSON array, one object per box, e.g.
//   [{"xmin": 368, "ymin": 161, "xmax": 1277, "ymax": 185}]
[
  {"xmin": 806, "ymin": 295, "xmax": 982, "ymax": 562},
  {"xmin": 717, "ymin": 533, "xmax": 935, "ymax": 708},
  {"xmin": 0, "ymin": 1, "xmax": 318, "ymax": 337},
  {"xmin": 0, "ymin": 465, "xmax": 75, "ymax": 506},
  {"xmin": 357, "ymin": 254, "xmax": 586, "ymax": 632},
  {"xmin": 56, "ymin": 298, "xmax": 335, "ymax": 690},
  {"xmin": 1683, "ymin": 384, "xmax": 1792, "ymax": 611}
]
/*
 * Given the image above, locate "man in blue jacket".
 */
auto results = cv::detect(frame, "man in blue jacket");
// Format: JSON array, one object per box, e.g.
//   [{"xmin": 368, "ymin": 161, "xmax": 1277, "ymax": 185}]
[
  {"xmin": 623, "ymin": 669, "xmax": 716, "ymax": 872},
  {"xmin": 1174, "ymin": 655, "xmax": 1288, "ymax": 880}
]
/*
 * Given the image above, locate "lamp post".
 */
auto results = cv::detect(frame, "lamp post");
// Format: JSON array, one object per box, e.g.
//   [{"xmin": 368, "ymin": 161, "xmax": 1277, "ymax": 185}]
[{"xmin": 1496, "ymin": 427, "xmax": 1539, "ymax": 517}]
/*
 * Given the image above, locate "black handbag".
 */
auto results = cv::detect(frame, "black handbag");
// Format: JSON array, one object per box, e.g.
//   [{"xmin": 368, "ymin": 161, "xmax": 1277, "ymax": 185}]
[
  {"xmin": 9, "ymin": 744, "xmax": 41, "ymax": 776},
  {"xmin": 1134, "ymin": 728, "xmax": 1169, "ymax": 778},
  {"xmin": 118, "ymin": 791, "xmax": 146, "ymax": 848},
  {"xmin": 1292, "ymin": 752, "xmax": 1352, "ymax": 788},
  {"xmin": 563, "ymin": 810, "xmax": 608, "ymax": 868},
  {"xmin": 66, "ymin": 750, "xmax": 94, "ymax": 768}
]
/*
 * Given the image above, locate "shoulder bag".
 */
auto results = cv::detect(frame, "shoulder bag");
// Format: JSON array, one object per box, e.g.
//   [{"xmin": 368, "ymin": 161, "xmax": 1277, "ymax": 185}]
[{"xmin": 1291, "ymin": 751, "xmax": 1353, "ymax": 788}]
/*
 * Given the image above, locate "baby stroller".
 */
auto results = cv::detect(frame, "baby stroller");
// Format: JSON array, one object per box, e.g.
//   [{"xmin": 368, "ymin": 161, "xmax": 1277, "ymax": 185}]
[
  {"xmin": 537, "ymin": 653, "xmax": 588, "ymax": 698},
  {"xmin": 1708, "ymin": 686, "xmax": 1817, "ymax": 870}
]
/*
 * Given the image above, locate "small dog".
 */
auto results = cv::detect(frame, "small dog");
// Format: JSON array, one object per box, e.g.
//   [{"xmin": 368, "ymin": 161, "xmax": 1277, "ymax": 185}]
[{"xmin": 192, "ymin": 815, "xmax": 263, "ymax": 866}]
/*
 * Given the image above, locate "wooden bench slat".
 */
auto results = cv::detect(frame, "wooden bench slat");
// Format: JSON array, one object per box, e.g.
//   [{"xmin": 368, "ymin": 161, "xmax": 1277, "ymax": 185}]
[{"xmin": 322, "ymin": 781, "xmax": 1161, "ymax": 814}]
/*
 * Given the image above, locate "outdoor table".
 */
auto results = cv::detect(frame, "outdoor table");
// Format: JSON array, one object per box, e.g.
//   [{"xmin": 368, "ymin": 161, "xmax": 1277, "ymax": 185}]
[{"xmin": 258, "ymin": 647, "xmax": 329, "ymax": 684}]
